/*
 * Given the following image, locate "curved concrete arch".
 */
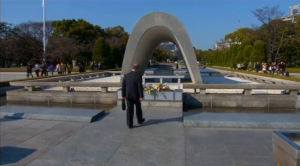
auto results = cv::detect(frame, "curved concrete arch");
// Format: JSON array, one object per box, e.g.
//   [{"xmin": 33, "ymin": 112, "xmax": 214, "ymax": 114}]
[{"xmin": 121, "ymin": 12, "xmax": 202, "ymax": 84}]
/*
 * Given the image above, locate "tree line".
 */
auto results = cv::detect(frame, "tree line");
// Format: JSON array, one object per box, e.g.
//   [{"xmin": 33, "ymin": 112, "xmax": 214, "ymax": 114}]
[
  {"xmin": 202, "ymin": 6, "xmax": 300, "ymax": 68},
  {"xmin": 0, "ymin": 19, "xmax": 129, "ymax": 69}
]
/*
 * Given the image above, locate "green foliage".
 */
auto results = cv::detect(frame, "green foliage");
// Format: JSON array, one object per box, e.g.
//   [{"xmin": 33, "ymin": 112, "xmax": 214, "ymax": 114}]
[
  {"xmin": 92, "ymin": 37, "xmax": 107, "ymax": 63},
  {"xmin": 52, "ymin": 19, "xmax": 103, "ymax": 43},
  {"xmin": 108, "ymin": 45, "xmax": 119, "ymax": 68},
  {"xmin": 224, "ymin": 28, "xmax": 256, "ymax": 42},
  {"xmin": 152, "ymin": 47, "xmax": 167, "ymax": 62},
  {"xmin": 242, "ymin": 45, "xmax": 253, "ymax": 64},
  {"xmin": 250, "ymin": 40, "xmax": 266, "ymax": 62}
]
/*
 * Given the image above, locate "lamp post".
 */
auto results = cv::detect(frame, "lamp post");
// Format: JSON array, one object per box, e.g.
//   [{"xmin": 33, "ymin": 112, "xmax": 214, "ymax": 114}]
[{"xmin": 42, "ymin": 0, "xmax": 46, "ymax": 62}]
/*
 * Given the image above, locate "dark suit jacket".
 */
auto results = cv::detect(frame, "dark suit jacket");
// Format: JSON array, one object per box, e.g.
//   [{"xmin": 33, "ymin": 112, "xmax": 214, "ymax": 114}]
[{"xmin": 122, "ymin": 71, "xmax": 144, "ymax": 101}]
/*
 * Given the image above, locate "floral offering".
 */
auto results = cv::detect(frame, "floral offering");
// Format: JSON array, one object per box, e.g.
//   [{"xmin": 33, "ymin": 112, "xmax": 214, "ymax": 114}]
[{"xmin": 144, "ymin": 83, "xmax": 170, "ymax": 94}]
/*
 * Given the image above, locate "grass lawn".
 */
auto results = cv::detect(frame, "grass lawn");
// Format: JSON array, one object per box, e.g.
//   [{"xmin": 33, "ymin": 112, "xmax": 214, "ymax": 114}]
[
  {"xmin": 209, "ymin": 66, "xmax": 300, "ymax": 83},
  {"xmin": 286, "ymin": 68, "xmax": 300, "ymax": 73}
]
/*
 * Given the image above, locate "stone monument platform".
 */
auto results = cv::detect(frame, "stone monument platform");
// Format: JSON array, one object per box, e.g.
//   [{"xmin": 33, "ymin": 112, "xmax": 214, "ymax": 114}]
[{"xmin": 0, "ymin": 105, "xmax": 105, "ymax": 123}]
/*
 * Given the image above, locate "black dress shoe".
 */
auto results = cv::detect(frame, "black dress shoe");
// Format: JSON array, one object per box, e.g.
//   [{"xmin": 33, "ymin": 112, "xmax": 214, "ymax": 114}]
[{"xmin": 138, "ymin": 118, "xmax": 145, "ymax": 125}]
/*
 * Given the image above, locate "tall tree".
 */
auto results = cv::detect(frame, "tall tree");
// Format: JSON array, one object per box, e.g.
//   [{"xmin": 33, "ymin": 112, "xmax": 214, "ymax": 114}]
[
  {"xmin": 93, "ymin": 37, "xmax": 107, "ymax": 63},
  {"xmin": 252, "ymin": 6, "xmax": 284, "ymax": 62},
  {"xmin": 16, "ymin": 21, "xmax": 54, "ymax": 62},
  {"xmin": 242, "ymin": 45, "xmax": 253, "ymax": 64},
  {"xmin": 47, "ymin": 36, "xmax": 79, "ymax": 63},
  {"xmin": 250, "ymin": 40, "xmax": 266, "ymax": 62}
]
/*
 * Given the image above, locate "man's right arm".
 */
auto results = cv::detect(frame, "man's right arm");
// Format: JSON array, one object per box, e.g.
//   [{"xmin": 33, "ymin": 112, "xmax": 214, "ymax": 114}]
[{"xmin": 122, "ymin": 75, "xmax": 126, "ymax": 99}]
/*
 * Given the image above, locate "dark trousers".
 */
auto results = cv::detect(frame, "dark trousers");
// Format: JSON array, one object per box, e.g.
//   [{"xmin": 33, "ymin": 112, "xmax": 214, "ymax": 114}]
[
  {"xmin": 27, "ymin": 72, "xmax": 33, "ymax": 78},
  {"xmin": 126, "ymin": 100, "xmax": 143, "ymax": 127},
  {"xmin": 41, "ymin": 70, "xmax": 47, "ymax": 76},
  {"xmin": 35, "ymin": 70, "xmax": 40, "ymax": 77}
]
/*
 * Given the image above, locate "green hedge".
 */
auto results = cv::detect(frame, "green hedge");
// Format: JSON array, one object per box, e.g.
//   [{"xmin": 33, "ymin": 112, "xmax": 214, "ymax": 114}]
[{"xmin": 0, "ymin": 68, "xmax": 121, "ymax": 88}]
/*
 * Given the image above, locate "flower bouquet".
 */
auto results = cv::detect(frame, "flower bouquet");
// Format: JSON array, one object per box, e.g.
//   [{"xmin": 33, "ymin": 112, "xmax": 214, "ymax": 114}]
[
  {"xmin": 144, "ymin": 84, "xmax": 155, "ymax": 94},
  {"xmin": 144, "ymin": 83, "xmax": 170, "ymax": 95}
]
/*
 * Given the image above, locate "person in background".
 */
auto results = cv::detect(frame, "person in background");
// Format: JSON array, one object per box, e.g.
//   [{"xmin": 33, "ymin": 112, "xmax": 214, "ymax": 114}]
[
  {"xmin": 41, "ymin": 61, "xmax": 48, "ymax": 76},
  {"xmin": 56, "ymin": 63, "xmax": 62, "ymax": 74},
  {"xmin": 99, "ymin": 62, "xmax": 102, "ymax": 70},
  {"xmin": 78, "ymin": 63, "xmax": 85, "ymax": 73},
  {"xmin": 34, "ymin": 62, "xmax": 40, "ymax": 77},
  {"xmin": 48, "ymin": 64, "xmax": 54, "ymax": 76},
  {"xmin": 91, "ymin": 61, "xmax": 95, "ymax": 71},
  {"xmin": 26, "ymin": 62, "xmax": 34, "ymax": 78},
  {"xmin": 61, "ymin": 62, "xmax": 66, "ymax": 74}
]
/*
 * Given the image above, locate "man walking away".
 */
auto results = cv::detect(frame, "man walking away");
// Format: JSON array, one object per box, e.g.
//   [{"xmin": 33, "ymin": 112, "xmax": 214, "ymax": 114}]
[
  {"xmin": 122, "ymin": 64, "xmax": 145, "ymax": 128},
  {"xmin": 26, "ymin": 62, "xmax": 34, "ymax": 78}
]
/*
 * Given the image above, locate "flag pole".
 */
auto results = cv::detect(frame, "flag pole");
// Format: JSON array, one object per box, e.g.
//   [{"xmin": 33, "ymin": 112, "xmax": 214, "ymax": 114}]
[{"xmin": 42, "ymin": 0, "xmax": 46, "ymax": 62}]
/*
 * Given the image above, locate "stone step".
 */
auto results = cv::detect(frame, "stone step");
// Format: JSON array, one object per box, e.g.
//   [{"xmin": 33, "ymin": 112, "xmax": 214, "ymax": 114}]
[{"xmin": 0, "ymin": 105, "xmax": 105, "ymax": 123}]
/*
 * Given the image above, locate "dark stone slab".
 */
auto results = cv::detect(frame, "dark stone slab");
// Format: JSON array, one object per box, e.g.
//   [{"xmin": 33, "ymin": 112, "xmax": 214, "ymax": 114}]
[{"xmin": 0, "ymin": 106, "xmax": 105, "ymax": 123}]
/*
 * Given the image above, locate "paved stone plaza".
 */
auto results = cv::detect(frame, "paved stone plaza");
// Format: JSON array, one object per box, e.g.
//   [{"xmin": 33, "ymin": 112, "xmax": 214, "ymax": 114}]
[{"xmin": 0, "ymin": 106, "xmax": 281, "ymax": 166}]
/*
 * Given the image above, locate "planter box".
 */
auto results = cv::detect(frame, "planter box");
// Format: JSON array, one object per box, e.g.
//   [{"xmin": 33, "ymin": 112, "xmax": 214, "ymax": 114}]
[
  {"xmin": 272, "ymin": 131, "xmax": 300, "ymax": 166},
  {"xmin": 117, "ymin": 89, "xmax": 182, "ymax": 102}
]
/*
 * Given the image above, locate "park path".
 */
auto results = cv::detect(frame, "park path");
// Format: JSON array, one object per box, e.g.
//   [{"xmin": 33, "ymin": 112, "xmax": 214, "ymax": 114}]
[
  {"xmin": 1, "ymin": 105, "xmax": 277, "ymax": 166},
  {"xmin": 25, "ymin": 106, "xmax": 185, "ymax": 166}
]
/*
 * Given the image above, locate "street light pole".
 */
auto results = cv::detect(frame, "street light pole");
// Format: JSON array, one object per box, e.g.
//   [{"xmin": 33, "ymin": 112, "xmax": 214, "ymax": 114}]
[{"xmin": 42, "ymin": 0, "xmax": 46, "ymax": 62}]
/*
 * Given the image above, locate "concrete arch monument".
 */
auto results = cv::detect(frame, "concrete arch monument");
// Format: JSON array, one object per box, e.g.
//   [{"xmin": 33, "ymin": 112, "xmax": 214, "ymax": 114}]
[{"xmin": 121, "ymin": 12, "xmax": 202, "ymax": 84}]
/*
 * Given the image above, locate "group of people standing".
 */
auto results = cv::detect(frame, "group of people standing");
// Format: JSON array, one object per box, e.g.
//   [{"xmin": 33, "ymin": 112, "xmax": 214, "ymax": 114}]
[
  {"xmin": 233, "ymin": 61, "xmax": 287, "ymax": 75},
  {"xmin": 252, "ymin": 61, "xmax": 286, "ymax": 75},
  {"xmin": 26, "ymin": 61, "xmax": 69, "ymax": 78}
]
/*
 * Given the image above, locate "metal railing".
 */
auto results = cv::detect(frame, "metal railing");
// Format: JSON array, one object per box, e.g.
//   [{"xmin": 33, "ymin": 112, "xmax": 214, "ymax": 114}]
[{"xmin": 120, "ymin": 75, "xmax": 185, "ymax": 89}]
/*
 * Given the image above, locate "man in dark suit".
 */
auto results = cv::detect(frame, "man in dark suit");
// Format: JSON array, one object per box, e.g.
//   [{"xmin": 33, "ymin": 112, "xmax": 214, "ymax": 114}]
[{"xmin": 122, "ymin": 64, "xmax": 145, "ymax": 128}]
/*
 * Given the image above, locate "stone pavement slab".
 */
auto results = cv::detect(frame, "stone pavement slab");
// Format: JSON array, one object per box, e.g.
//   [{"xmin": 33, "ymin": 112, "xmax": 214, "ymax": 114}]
[
  {"xmin": 184, "ymin": 111, "xmax": 300, "ymax": 129},
  {"xmin": 0, "ymin": 105, "xmax": 105, "ymax": 122},
  {"xmin": 0, "ymin": 106, "xmax": 282, "ymax": 166}
]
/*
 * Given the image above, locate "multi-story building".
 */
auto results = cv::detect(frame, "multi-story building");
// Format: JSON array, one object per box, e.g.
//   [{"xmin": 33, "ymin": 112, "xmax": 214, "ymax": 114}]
[
  {"xmin": 289, "ymin": 4, "xmax": 300, "ymax": 16},
  {"xmin": 274, "ymin": 4, "xmax": 299, "ymax": 23}
]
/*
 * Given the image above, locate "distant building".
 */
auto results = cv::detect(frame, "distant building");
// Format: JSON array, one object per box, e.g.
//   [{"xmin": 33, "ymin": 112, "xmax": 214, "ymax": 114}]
[
  {"xmin": 215, "ymin": 40, "xmax": 241, "ymax": 50},
  {"xmin": 274, "ymin": 4, "xmax": 299, "ymax": 23},
  {"xmin": 158, "ymin": 42, "xmax": 176, "ymax": 53},
  {"xmin": 289, "ymin": 4, "xmax": 300, "ymax": 16},
  {"xmin": 158, "ymin": 42, "xmax": 183, "ymax": 61}
]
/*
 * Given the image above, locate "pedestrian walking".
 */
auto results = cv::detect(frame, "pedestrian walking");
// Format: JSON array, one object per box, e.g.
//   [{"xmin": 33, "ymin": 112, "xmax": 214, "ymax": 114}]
[
  {"xmin": 121, "ymin": 64, "xmax": 146, "ymax": 128},
  {"xmin": 26, "ymin": 62, "xmax": 34, "ymax": 78}
]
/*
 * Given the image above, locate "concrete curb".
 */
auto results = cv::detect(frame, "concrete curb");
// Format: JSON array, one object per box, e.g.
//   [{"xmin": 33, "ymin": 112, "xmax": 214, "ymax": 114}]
[{"xmin": 183, "ymin": 112, "xmax": 300, "ymax": 129}]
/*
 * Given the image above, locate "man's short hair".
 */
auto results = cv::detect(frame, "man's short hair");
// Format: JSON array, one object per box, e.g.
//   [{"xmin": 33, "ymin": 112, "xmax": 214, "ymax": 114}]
[{"xmin": 131, "ymin": 64, "xmax": 139, "ymax": 71}]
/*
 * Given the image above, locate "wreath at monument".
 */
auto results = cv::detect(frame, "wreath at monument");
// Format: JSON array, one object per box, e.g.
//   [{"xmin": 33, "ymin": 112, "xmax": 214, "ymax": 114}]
[{"xmin": 144, "ymin": 83, "xmax": 170, "ymax": 94}]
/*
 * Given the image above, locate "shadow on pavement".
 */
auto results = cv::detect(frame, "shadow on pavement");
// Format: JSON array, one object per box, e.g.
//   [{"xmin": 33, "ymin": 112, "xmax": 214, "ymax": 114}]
[
  {"xmin": 134, "ymin": 117, "xmax": 182, "ymax": 128},
  {"xmin": 0, "ymin": 113, "xmax": 25, "ymax": 122},
  {"xmin": 92, "ymin": 112, "xmax": 111, "ymax": 122},
  {"xmin": 0, "ymin": 146, "xmax": 37, "ymax": 165}
]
